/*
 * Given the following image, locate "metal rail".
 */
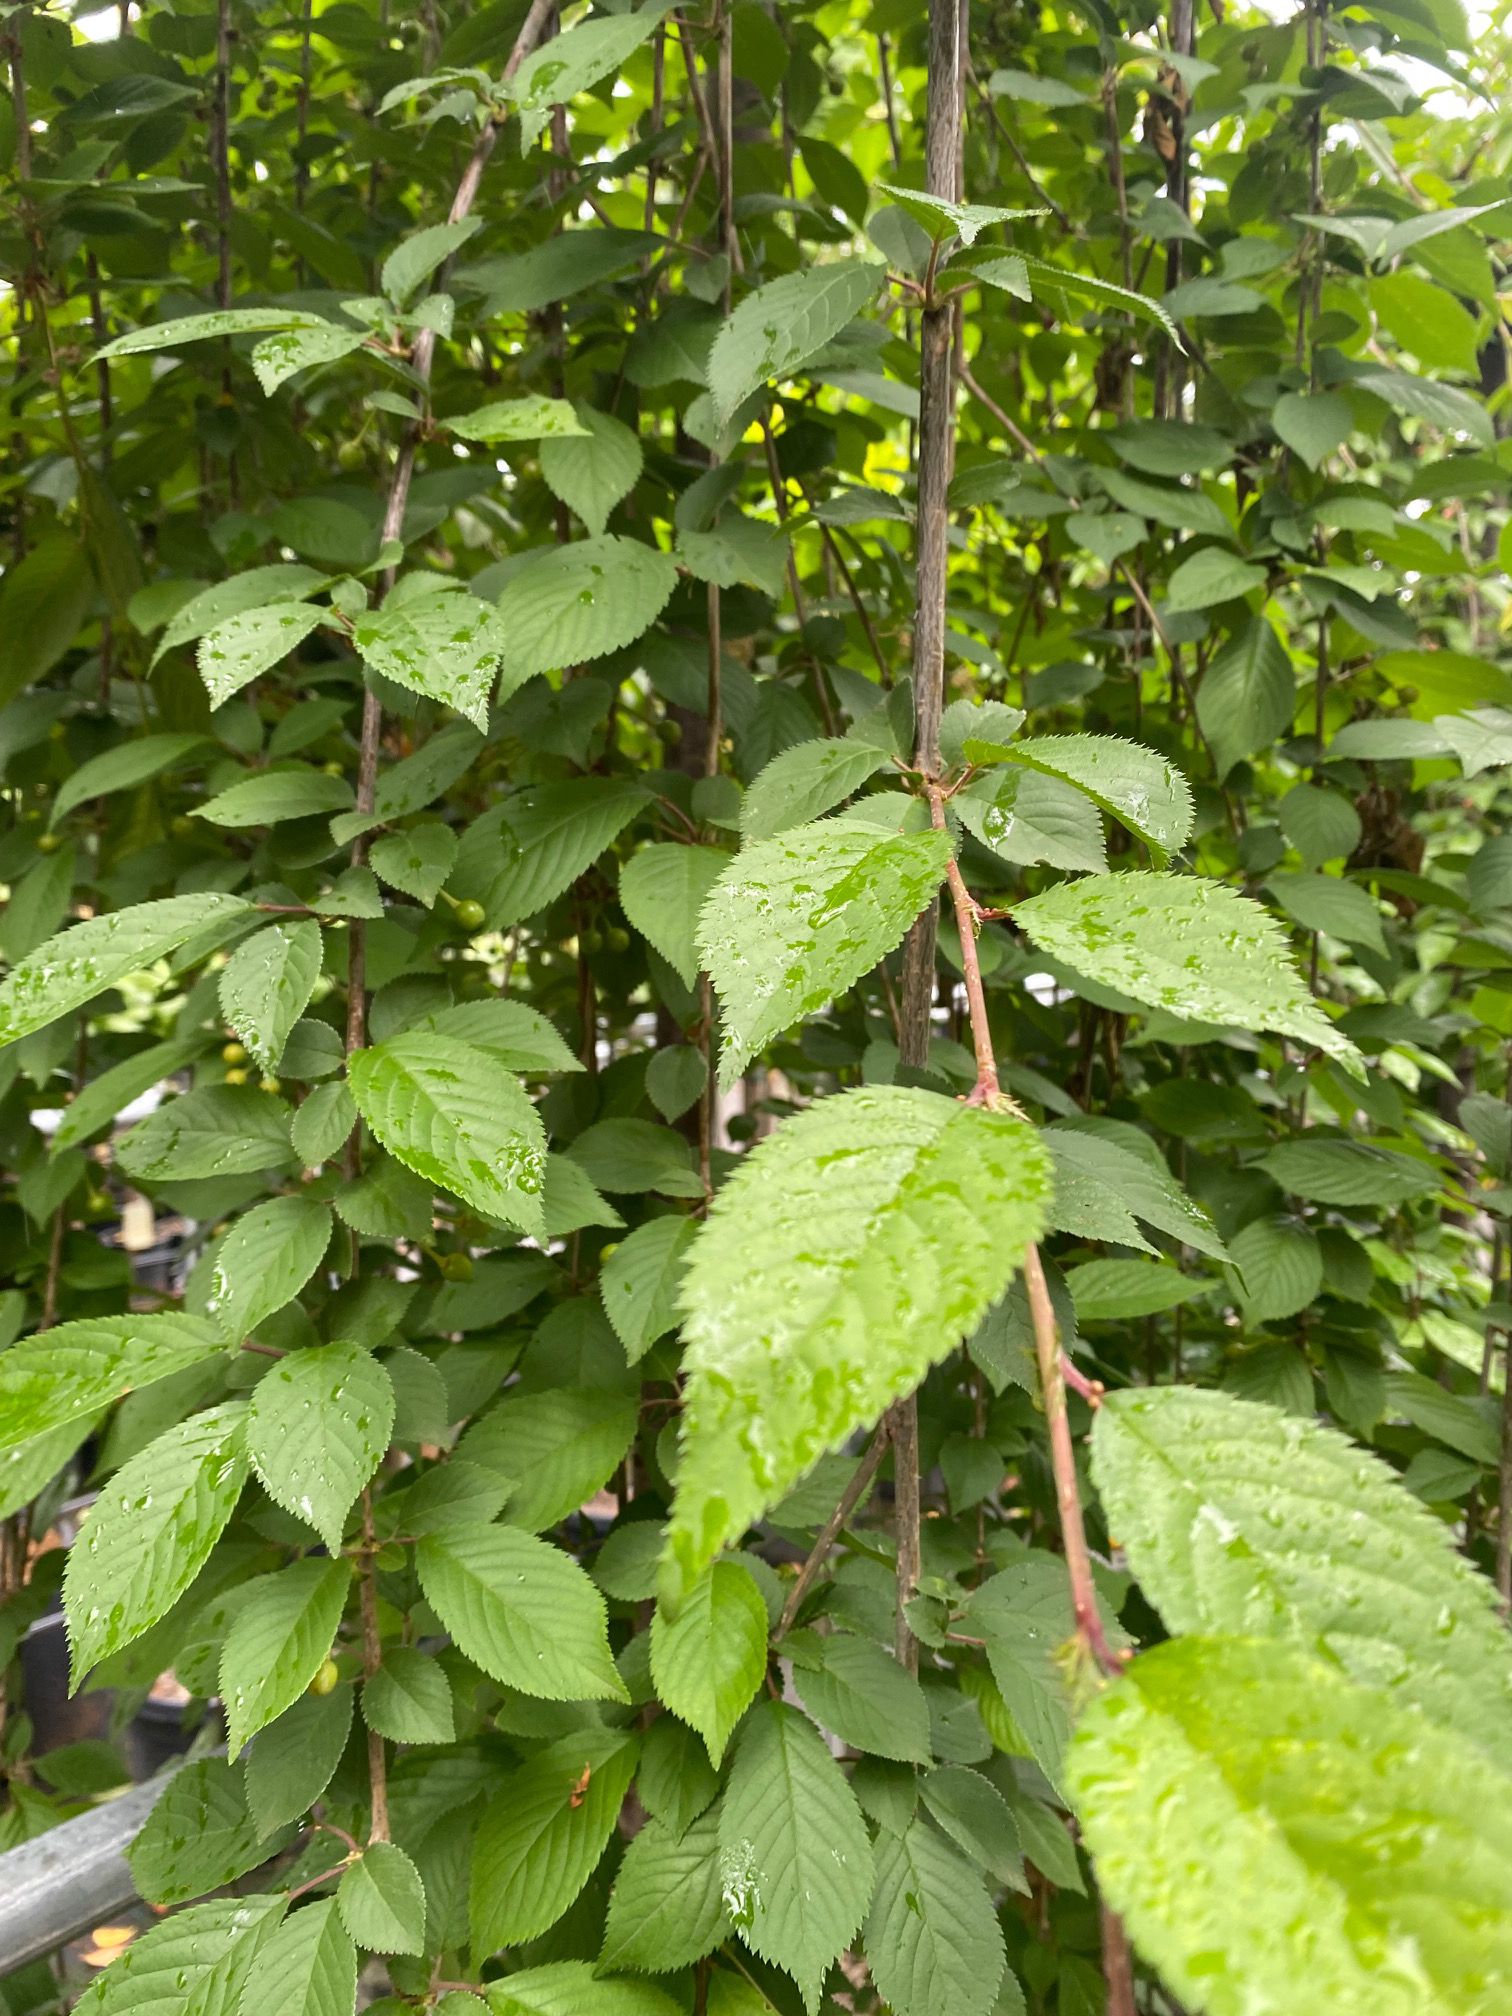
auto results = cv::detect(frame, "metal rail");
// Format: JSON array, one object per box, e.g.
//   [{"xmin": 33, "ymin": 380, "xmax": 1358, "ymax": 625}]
[{"xmin": 0, "ymin": 1768, "xmax": 177, "ymax": 1978}]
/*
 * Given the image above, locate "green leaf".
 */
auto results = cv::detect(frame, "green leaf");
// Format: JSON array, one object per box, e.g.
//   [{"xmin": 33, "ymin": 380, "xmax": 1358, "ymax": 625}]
[
  {"xmin": 416, "ymin": 1523, "xmax": 627, "ymax": 1701},
  {"xmin": 1068, "ymin": 1636, "xmax": 1512, "ymax": 2016},
  {"xmin": 452, "ymin": 777, "xmax": 649, "ymax": 933},
  {"xmin": 96, "ymin": 309, "xmax": 334, "ymax": 358},
  {"xmin": 196, "ymin": 764, "xmax": 353, "ymax": 827},
  {"xmin": 599, "ymin": 1808, "xmax": 730, "ymax": 1973},
  {"xmin": 495, "ymin": 536, "xmax": 677, "ymax": 681},
  {"xmin": 338, "ymin": 1842, "xmax": 427, "ymax": 1956},
  {"xmin": 381, "ymin": 216, "xmax": 483, "ymax": 306},
  {"xmin": 665, "ymin": 1086, "xmax": 1051, "ymax": 1606},
  {"xmin": 618, "ymin": 843, "xmax": 729, "ymax": 988},
  {"xmin": 353, "ymin": 592, "xmax": 509, "ymax": 731},
  {"xmin": 220, "ymin": 1558, "xmax": 354, "ymax": 1754},
  {"xmin": 600, "ymin": 1215, "xmax": 696, "ymax": 1362},
  {"xmin": 876, "ymin": 181, "xmax": 1043, "ymax": 245},
  {"xmin": 293, "ymin": 1080, "xmax": 358, "ymax": 1166},
  {"xmin": 203, "ymin": 1193, "xmax": 332, "ymax": 1341},
  {"xmin": 791, "ymin": 1631, "xmax": 932, "ymax": 1765},
  {"xmin": 1092, "ymin": 1386, "xmax": 1512, "ymax": 1773},
  {"xmin": 1277, "ymin": 782, "xmax": 1362, "ymax": 868},
  {"xmin": 248, "ymin": 1342, "xmax": 395, "ymax": 1549},
  {"xmin": 470, "ymin": 1730, "xmax": 639, "ymax": 1953},
  {"xmin": 699, "ymin": 817, "xmax": 951, "ymax": 1089},
  {"xmin": 1258, "ymin": 1136, "xmax": 1440, "ymax": 1205},
  {"xmin": 198, "ymin": 603, "xmax": 329, "ymax": 707},
  {"xmin": 239, "ymin": 1898, "xmax": 357, "ymax": 2016},
  {"xmin": 1018, "ymin": 257, "xmax": 1180, "ymax": 340},
  {"xmin": 370, "ymin": 821, "xmax": 458, "ymax": 907},
  {"xmin": 119, "ymin": 1085, "xmax": 295, "ymax": 1181},
  {"xmin": 741, "ymin": 739, "xmax": 892, "ymax": 842},
  {"xmin": 252, "ymin": 324, "xmax": 369, "ymax": 395},
  {"xmin": 51, "ymin": 731, "xmax": 209, "ymax": 825},
  {"xmin": 1164, "ymin": 546, "xmax": 1268, "ymax": 611},
  {"xmin": 486, "ymin": 1964, "xmax": 681, "ymax": 2016},
  {"xmin": 72, "ymin": 1898, "xmax": 286, "ymax": 2016},
  {"xmin": 508, "ymin": 2, "xmax": 673, "ymax": 148},
  {"xmin": 64, "ymin": 1402, "xmax": 248, "ymax": 1683},
  {"xmin": 447, "ymin": 395, "xmax": 588, "ymax": 441},
  {"xmin": 1044, "ymin": 1125, "xmax": 1228, "ymax": 1261},
  {"xmin": 153, "ymin": 565, "xmax": 327, "ymax": 663},
  {"xmin": 917, "ymin": 1766, "xmax": 1025, "ymax": 1886},
  {"xmin": 363, "ymin": 1646, "xmax": 455, "ymax": 1744},
  {"xmin": 411, "ymin": 999, "xmax": 583, "ymax": 1075},
  {"xmin": 650, "ymin": 1559, "xmax": 769, "ymax": 1763},
  {"xmin": 219, "ymin": 919, "xmax": 324, "ymax": 1074},
  {"xmin": 246, "ymin": 1685, "xmax": 354, "ymax": 1835},
  {"xmin": 718, "ymin": 1700, "xmax": 874, "ymax": 2013},
  {"xmin": 347, "ymin": 1034, "xmax": 548, "ymax": 1239},
  {"xmin": 708, "ymin": 261, "xmax": 886, "ymax": 422},
  {"xmin": 1012, "ymin": 872, "xmax": 1364, "ymax": 1078},
  {"xmin": 1355, "ymin": 364, "xmax": 1494, "ymax": 446},
  {"xmin": 865, "ymin": 1817, "xmax": 1007, "ymax": 2016},
  {"xmin": 0, "ymin": 894, "xmax": 251, "ymax": 1050},
  {"xmin": 540, "ymin": 407, "xmax": 644, "ymax": 535},
  {"xmin": 0, "ymin": 535, "xmax": 94, "ymax": 708},
  {"xmin": 127, "ymin": 1757, "xmax": 282, "ymax": 1906},
  {"xmin": 646, "ymin": 1044, "xmax": 708, "ymax": 1121},
  {"xmin": 981, "ymin": 735, "xmax": 1193, "ymax": 862},
  {"xmin": 1266, "ymin": 870, "xmax": 1386, "ymax": 954},
  {"xmin": 1272, "ymin": 389, "xmax": 1354, "ymax": 469},
  {"xmin": 1067, "ymin": 1257, "xmax": 1203, "ymax": 1321},
  {"xmin": 461, "ymin": 1387, "xmax": 638, "ymax": 1530},
  {"xmin": 0, "ymin": 1312, "xmax": 228, "ymax": 1457},
  {"xmin": 955, "ymin": 768, "xmax": 1108, "ymax": 875},
  {"xmin": 967, "ymin": 1556, "xmax": 1114, "ymax": 1787},
  {"xmin": 1225, "ymin": 1216, "xmax": 1322, "ymax": 1323}
]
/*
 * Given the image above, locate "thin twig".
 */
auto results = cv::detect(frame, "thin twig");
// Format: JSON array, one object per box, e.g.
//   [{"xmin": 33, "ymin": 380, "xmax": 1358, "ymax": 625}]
[
  {"xmin": 777, "ymin": 1427, "xmax": 890, "ymax": 1637},
  {"xmin": 359, "ymin": 1489, "xmax": 390, "ymax": 1842}
]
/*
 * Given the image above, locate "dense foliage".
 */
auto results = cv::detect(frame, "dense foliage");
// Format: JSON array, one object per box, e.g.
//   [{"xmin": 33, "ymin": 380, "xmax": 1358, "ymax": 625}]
[{"xmin": 3, "ymin": 0, "xmax": 1512, "ymax": 2010}]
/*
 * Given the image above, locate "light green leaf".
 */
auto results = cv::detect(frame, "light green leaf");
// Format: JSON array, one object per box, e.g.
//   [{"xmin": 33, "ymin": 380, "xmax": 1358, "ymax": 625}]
[
  {"xmin": 792, "ymin": 1631, "xmax": 932, "ymax": 1765},
  {"xmin": 1068, "ymin": 1257, "xmax": 1203, "ymax": 1321},
  {"xmin": 202, "ymin": 1193, "xmax": 332, "ymax": 1341},
  {"xmin": 0, "ymin": 894, "xmax": 251, "ymax": 1050},
  {"xmin": 353, "ymin": 592, "xmax": 509, "ymax": 730},
  {"xmin": 955, "ymin": 768, "xmax": 1108, "ymax": 875},
  {"xmin": 252, "ymin": 324, "xmax": 369, "ymax": 394},
  {"xmin": 198, "ymin": 603, "xmax": 329, "ymax": 707},
  {"xmin": 619, "ymin": 843, "xmax": 729, "ymax": 988},
  {"xmin": 1273, "ymin": 389, "xmax": 1353, "ymax": 469},
  {"xmin": 540, "ymin": 406, "xmax": 643, "ymax": 535},
  {"xmin": 127, "ymin": 1758, "xmax": 282, "ymax": 1906},
  {"xmin": 363, "ymin": 1646, "xmax": 455, "ymax": 1744},
  {"xmin": 382, "ymin": 216, "xmax": 483, "ymax": 304},
  {"xmin": 980, "ymin": 734, "xmax": 1193, "ymax": 862},
  {"xmin": 877, "ymin": 181, "xmax": 1043, "ymax": 245},
  {"xmin": 72, "ymin": 1898, "xmax": 286, "ymax": 2016},
  {"xmin": 664, "ymin": 1084, "xmax": 1050, "ymax": 1606},
  {"xmin": 64, "ymin": 1403, "xmax": 248, "ymax": 1683},
  {"xmin": 1258, "ymin": 1136, "xmax": 1440, "ymax": 1205},
  {"xmin": 369, "ymin": 821, "xmax": 458, "ymax": 907},
  {"xmin": 248, "ymin": 1342, "xmax": 395, "ymax": 1550},
  {"xmin": 601, "ymin": 1215, "xmax": 696, "ymax": 1362},
  {"xmin": 1165, "ymin": 546, "xmax": 1268, "ymax": 611},
  {"xmin": 741, "ymin": 739, "xmax": 892, "ymax": 842},
  {"xmin": 0, "ymin": 1312, "xmax": 228, "ymax": 1457},
  {"xmin": 599, "ymin": 1808, "xmax": 730, "ymax": 1973},
  {"xmin": 699, "ymin": 817, "xmax": 951, "ymax": 1088},
  {"xmin": 1013, "ymin": 872, "xmax": 1363, "ymax": 1078},
  {"xmin": 452, "ymin": 777, "xmax": 649, "ymax": 933},
  {"xmin": 470, "ymin": 1731, "xmax": 639, "ymax": 1953},
  {"xmin": 196, "ymin": 764, "xmax": 353, "ymax": 828},
  {"xmin": 1094, "ymin": 1387, "xmax": 1512, "ymax": 1772},
  {"xmin": 347, "ymin": 1033, "xmax": 548, "ymax": 1239},
  {"xmin": 410, "ymin": 998, "xmax": 583, "ymax": 1075},
  {"xmin": 1225, "ymin": 1216, "xmax": 1322, "ymax": 1324},
  {"xmin": 1069, "ymin": 1636, "xmax": 1512, "ymax": 2016},
  {"xmin": 708, "ymin": 261, "xmax": 885, "ymax": 422},
  {"xmin": 967, "ymin": 1555, "xmax": 1117, "ymax": 1787},
  {"xmin": 219, "ymin": 919, "xmax": 323, "ymax": 1074},
  {"xmin": 416, "ymin": 1523, "xmax": 627, "ymax": 1701},
  {"xmin": 508, "ymin": 1, "xmax": 673, "ymax": 148},
  {"xmin": 486, "ymin": 1963, "xmax": 680, "ymax": 2016},
  {"xmin": 1355, "ymin": 364, "xmax": 1494, "ymax": 446},
  {"xmin": 292, "ymin": 1080, "xmax": 358, "ymax": 1166},
  {"xmin": 246, "ymin": 1686, "xmax": 354, "ymax": 1835},
  {"xmin": 153, "ymin": 565, "xmax": 327, "ymax": 664},
  {"xmin": 51, "ymin": 732, "xmax": 209, "ymax": 825},
  {"xmin": 52, "ymin": 1035, "xmax": 205, "ymax": 1152},
  {"xmin": 676, "ymin": 518, "xmax": 790, "ymax": 597},
  {"xmin": 865, "ymin": 1817, "xmax": 1007, "ymax": 2016},
  {"xmin": 447, "ymin": 395, "xmax": 588, "ymax": 441},
  {"xmin": 461, "ymin": 1386, "xmax": 638, "ymax": 1530},
  {"xmin": 719, "ymin": 1701, "xmax": 873, "ymax": 2013},
  {"xmin": 495, "ymin": 535, "xmax": 677, "ymax": 681},
  {"xmin": 119, "ymin": 1084, "xmax": 295, "ymax": 1181},
  {"xmin": 96, "ymin": 309, "xmax": 333, "ymax": 358},
  {"xmin": 338, "ymin": 1841, "xmax": 427, "ymax": 1956},
  {"xmin": 651, "ymin": 1559, "xmax": 769, "ymax": 1764},
  {"xmin": 1019, "ymin": 256, "xmax": 1180, "ymax": 340},
  {"xmin": 221, "ymin": 1558, "xmax": 353, "ymax": 1755},
  {"xmin": 1045, "ymin": 1125, "xmax": 1228, "ymax": 1261},
  {"xmin": 239, "ymin": 1897, "xmax": 357, "ymax": 2016}
]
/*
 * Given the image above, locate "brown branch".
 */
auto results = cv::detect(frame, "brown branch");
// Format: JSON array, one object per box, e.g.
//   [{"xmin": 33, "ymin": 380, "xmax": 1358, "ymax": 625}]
[
  {"xmin": 777, "ymin": 1427, "xmax": 890, "ymax": 1638},
  {"xmin": 359, "ymin": 1488, "xmax": 390, "ymax": 1842},
  {"xmin": 926, "ymin": 785, "xmax": 998, "ymax": 1100}
]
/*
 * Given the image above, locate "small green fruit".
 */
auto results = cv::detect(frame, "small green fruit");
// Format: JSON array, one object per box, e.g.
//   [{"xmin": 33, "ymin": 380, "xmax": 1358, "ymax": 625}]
[
  {"xmin": 455, "ymin": 898, "xmax": 486, "ymax": 931},
  {"xmin": 224, "ymin": 1067, "xmax": 249, "ymax": 1086},
  {"xmin": 309, "ymin": 1657, "xmax": 339, "ymax": 1697}
]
